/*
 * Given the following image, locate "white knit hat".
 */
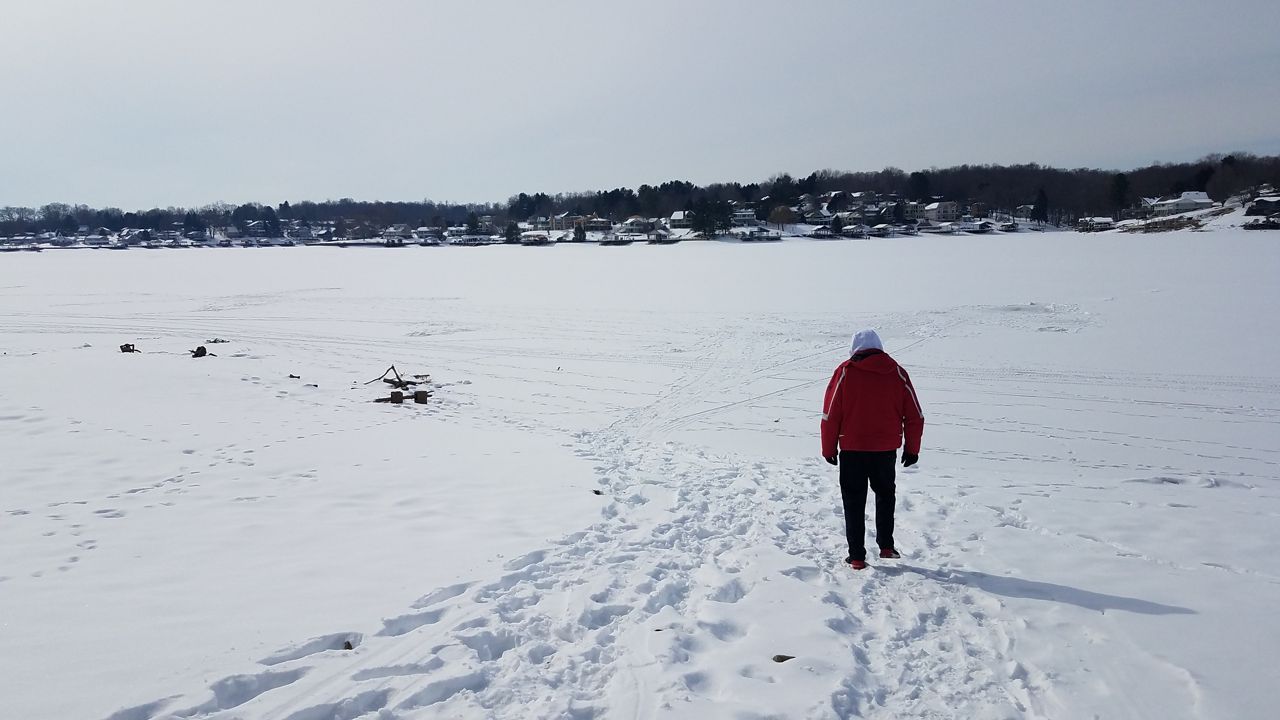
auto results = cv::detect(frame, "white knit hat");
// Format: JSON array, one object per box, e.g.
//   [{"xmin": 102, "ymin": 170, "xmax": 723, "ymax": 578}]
[{"xmin": 850, "ymin": 329, "xmax": 883, "ymax": 356}]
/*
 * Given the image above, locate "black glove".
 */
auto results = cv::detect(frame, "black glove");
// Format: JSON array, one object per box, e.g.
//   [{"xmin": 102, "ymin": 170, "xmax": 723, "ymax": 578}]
[
  {"xmin": 902, "ymin": 452, "xmax": 918, "ymax": 467},
  {"xmin": 825, "ymin": 455, "xmax": 838, "ymax": 466}
]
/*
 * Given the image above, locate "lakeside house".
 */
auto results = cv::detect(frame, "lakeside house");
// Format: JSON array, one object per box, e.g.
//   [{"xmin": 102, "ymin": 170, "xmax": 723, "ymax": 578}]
[
  {"xmin": 548, "ymin": 212, "xmax": 606, "ymax": 231},
  {"xmin": 1079, "ymin": 217, "xmax": 1116, "ymax": 231},
  {"xmin": 924, "ymin": 201, "xmax": 960, "ymax": 222},
  {"xmin": 382, "ymin": 224, "xmax": 413, "ymax": 241},
  {"xmin": 1246, "ymin": 196, "xmax": 1280, "ymax": 216},
  {"xmin": 618, "ymin": 216, "xmax": 652, "ymax": 235},
  {"xmin": 668, "ymin": 210, "xmax": 692, "ymax": 229},
  {"xmin": 804, "ymin": 208, "xmax": 833, "ymax": 227},
  {"xmin": 1152, "ymin": 191, "xmax": 1214, "ymax": 216},
  {"xmin": 731, "ymin": 208, "xmax": 759, "ymax": 227}
]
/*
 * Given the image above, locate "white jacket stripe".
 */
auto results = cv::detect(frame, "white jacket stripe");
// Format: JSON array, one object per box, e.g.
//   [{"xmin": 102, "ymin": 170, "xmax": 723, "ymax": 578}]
[
  {"xmin": 897, "ymin": 366, "xmax": 923, "ymax": 417},
  {"xmin": 824, "ymin": 366, "xmax": 849, "ymax": 418}
]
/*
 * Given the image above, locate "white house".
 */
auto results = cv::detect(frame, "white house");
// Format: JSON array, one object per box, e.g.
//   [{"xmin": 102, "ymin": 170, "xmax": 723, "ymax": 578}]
[
  {"xmin": 804, "ymin": 209, "xmax": 833, "ymax": 226},
  {"xmin": 1153, "ymin": 191, "xmax": 1214, "ymax": 217},
  {"xmin": 924, "ymin": 201, "xmax": 959, "ymax": 222},
  {"xmin": 618, "ymin": 216, "xmax": 650, "ymax": 234},
  {"xmin": 731, "ymin": 208, "xmax": 759, "ymax": 227},
  {"xmin": 583, "ymin": 215, "xmax": 612, "ymax": 232},
  {"xmin": 382, "ymin": 224, "xmax": 413, "ymax": 240}
]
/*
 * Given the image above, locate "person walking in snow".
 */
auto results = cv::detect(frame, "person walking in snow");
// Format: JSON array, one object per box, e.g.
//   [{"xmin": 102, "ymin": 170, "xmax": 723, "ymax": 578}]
[{"xmin": 821, "ymin": 329, "xmax": 924, "ymax": 570}]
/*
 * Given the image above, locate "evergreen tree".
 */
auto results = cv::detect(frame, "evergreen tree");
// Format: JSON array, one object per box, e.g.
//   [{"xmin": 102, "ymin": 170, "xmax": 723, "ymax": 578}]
[
  {"xmin": 908, "ymin": 171, "xmax": 932, "ymax": 201},
  {"xmin": 573, "ymin": 224, "xmax": 587, "ymax": 242},
  {"xmin": 262, "ymin": 206, "xmax": 282, "ymax": 237},
  {"xmin": 768, "ymin": 174, "xmax": 799, "ymax": 208},
  {"xmin": 183, "ymin": 211, "xmax": 206, "ymax": 234},
  {"xmin": 1109, "ymin": 173, "xmax": 1131, "ymax": 214},
  {"xmin": 231, "ymin": 204, "xmax": 260, "ymax": 233},
  {"xmin": 466, "ymin": 212, "xmax": 480, "ymax": 235},
  {"xmin": 504, "ymin": 222, "xmax": 519, "ymax": 244},
  {"xmin": 797, "ymin": 172, "xmax": 821, "ymax": 196},
  {"xmin": 1192, "ymin": 165, "xmax": 1216, "ymax": 192},
  {"xmin": 691, "ymin": 198, "xmax": 732, "ymax": 236},
  {"xmin": 1031, "ymin": 188, "xmax": 1050, "ymax": 223}
]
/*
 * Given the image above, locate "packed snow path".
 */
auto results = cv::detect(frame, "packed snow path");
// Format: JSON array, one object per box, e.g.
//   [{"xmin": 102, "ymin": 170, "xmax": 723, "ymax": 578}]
[
  {"xmin": 106, "ymin": 430, "xmax": 1069, "ymax": 720},
  {"xmin": 2, "ymin": 237, "xmax": 1278, "ymax": 719}
]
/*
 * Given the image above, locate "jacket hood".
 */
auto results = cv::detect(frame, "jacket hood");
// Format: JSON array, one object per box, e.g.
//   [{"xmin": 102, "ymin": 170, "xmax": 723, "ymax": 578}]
[
  {"xmin": 850, "ymin": 329, "xmax": 883, "ymax": 356},
  {"xmin": 847, "ymin": 351, "xmax": 899, "ymax": 375}
]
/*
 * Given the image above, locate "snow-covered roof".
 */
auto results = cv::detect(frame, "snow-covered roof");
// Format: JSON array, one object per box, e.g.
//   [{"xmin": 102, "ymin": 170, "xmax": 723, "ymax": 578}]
[{"xmin": 1155, "ymin": 191, "xmax": 1212, "ymax": 207}]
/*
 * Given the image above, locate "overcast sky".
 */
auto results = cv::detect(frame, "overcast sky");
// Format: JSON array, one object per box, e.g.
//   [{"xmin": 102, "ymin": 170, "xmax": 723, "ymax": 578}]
[{"xmin": 3, "ymin": 0, "xmax": 1279, "ymax": 209}]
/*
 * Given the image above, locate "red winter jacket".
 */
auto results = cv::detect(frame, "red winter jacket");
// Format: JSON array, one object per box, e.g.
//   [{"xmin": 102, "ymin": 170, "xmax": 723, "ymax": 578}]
[{"xmin": 821, "ymin": 350, "xmax": 924, "ymax": 457}]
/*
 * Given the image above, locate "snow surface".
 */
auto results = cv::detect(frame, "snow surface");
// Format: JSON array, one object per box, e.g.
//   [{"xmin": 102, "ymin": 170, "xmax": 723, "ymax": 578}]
[{"xmin": 2, "ymin": 232, "xmax": 1280, "ymax": 719}]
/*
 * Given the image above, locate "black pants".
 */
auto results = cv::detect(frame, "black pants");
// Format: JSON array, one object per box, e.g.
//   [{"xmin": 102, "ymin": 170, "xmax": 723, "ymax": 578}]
[{"xmin": 838, "ymin": 450, "xmax": 896, "ymax": 560}]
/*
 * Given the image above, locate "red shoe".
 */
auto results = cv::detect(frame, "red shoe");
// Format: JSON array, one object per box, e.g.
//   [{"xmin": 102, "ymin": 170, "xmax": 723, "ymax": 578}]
[
  {"xmin": 848, "ymin": 558, "xmax": 868, "ymax": 570},
  {"xmin": 879, "ymin": 548, "xmax": 901, "ymax": 559}
]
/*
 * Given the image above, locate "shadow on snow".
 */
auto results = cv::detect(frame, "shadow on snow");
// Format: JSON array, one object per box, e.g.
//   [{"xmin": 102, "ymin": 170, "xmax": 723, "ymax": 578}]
[{"xmin": 880, "ymin": 565, "xmax": 1196, "ymax": 616}]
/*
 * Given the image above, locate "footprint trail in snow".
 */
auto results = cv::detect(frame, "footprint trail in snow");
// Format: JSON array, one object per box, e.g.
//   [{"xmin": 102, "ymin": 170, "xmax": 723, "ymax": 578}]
[{"xmin": 111, "ymin": 430, "xmax": 1053, "ymax": 720}]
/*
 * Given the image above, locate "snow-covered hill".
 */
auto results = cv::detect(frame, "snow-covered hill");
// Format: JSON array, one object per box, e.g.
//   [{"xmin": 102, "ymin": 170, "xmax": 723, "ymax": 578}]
[{"xmin": 2, "ymin": 232, "xmax": 1278, "ymax": 719}]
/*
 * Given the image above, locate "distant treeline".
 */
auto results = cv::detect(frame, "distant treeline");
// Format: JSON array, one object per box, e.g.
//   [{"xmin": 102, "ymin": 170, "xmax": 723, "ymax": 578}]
[{"xmin": 3, "ymin": 153, "xmax": 1278, "ymax": 235}]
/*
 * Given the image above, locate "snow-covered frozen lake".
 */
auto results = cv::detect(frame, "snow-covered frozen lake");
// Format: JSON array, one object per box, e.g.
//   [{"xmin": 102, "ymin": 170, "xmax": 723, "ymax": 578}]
[{"xmin": 3, "ymin": 234, "xmax": 1279, "ymax": 719}]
